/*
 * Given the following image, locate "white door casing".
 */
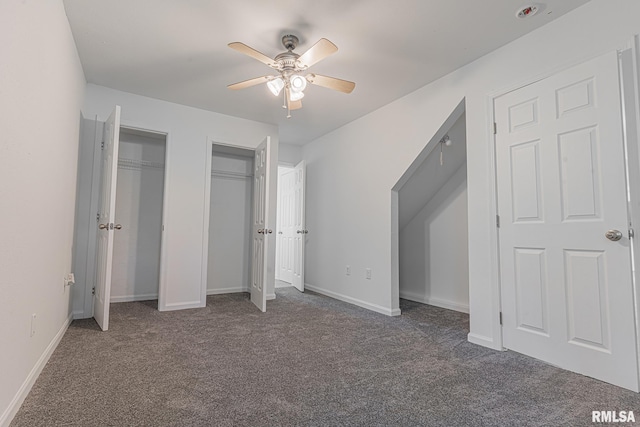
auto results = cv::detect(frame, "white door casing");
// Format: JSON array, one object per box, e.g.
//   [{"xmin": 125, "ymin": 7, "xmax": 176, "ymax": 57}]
[
  {"xmin": 93, "ymin": 105, "xmax": 121, "ymax": 331},
  {"xmin": 251, "ymin": 137, "xmax": 271, "ymax": 312},
  {"xmin": 495, "ymin": 51, "xmax": 639, "ymax": 391},
  {"xmin": 291, "ymin": 160, "xmax": 306, "ymax": 292}
]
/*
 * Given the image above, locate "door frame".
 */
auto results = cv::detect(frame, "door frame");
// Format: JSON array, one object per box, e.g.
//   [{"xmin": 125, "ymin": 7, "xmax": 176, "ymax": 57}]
[
  {"xmin": 391, "ymin": 98, "xmax": 466, "ymax": 318},
  {"xmin": 202, "ymin": 136, "xmax": 277, "ymax": 307},
  {"xmin": 118, "ymin": 122, "xmax": 171, "ymax": 311},
  {"xmin": 487, "ymin": 42, "xmax": 640, "ymax": 377},
  {"xmin": 79, "ymin": 118, "xmax": 171, "ymax": 316}
]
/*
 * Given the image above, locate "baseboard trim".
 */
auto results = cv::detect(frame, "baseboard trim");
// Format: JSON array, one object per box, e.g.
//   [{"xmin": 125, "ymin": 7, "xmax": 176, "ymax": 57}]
[
  {"xmin": 206, "ymin": 287, "xmax": 250, "ymax": 295},
  {"xmin": 0, "ymin": 313, "xmax": 72, "ymax": 427},
  {"xmin": 110, "ymin": 293, "xmax": 158, "ymax": 303},
  {"xmin": 305, "ymin": 283, "xmax": 399, "ymax": 316},
  {"xmin": 399, "ymin": 291, "xmax": 469, "ymax": 314},
  {"xmin": 468, "ymin": 332, "xmax": 499, "ymax": 350},
  {"xmin": 159, "ymin": 300, "xmax": 204, "ymax": 311},
  {"xmin": 266, "ymin": 293, "xmax": 276, "ymax": 301}
]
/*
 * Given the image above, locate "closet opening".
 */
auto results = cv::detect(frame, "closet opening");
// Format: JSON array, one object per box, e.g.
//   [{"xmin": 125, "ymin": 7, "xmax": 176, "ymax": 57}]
[
  {"xmin": 206, "ymin": 144, "xmax": 255, "ymax": 296},
  {"xmin": 111, "ymin": 126, "xmax": 166, "ymax": 307},
  {"xmin": 392, "ymin": 100, "xmax": 469, "ymax": 318}
]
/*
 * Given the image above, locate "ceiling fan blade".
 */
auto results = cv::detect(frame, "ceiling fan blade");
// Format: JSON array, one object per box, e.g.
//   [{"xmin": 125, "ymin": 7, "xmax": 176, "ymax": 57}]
[
  {"xmin": 228, "ymin": 75, "xmax": 272, "ymax": 90},
  {"xmin": 306, "ymin": 74, "xmax": 355, "ymax": 94},
  {"xmin": 290, "ymin": 99, "xmax": 302, "ymax": 110},
  {"xmin": 296, "ymin": 38, "xmax": 338, "ymax": 68},
  {"xmin": 228, "ymin": 42, "xmax": 277, "ymax": 68}
]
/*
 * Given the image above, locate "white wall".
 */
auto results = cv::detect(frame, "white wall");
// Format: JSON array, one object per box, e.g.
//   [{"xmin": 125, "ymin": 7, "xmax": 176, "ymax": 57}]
[
  {"xmin": 81, "ymin": 84, "xmax": 279, "ymax": 311},
  {"xmin": 279, "ymin": 143, "xmax": 302, "ymax": 165},
  {"xmin": 399, "ymin": 165, "xmax": 469, "ymax": 312},
  {"xmin": 302, "ymin": 0, "xmax": 640, "ymax": 347},
  {"xmin": 0, "ymin": 1, "xmax": 85, "ymax": 424},
  {"xmin": 207, "ymin": 152, "xmax": 253, "ymax": 294},
  {"xmin": 111, "ymin": 132, "xmax": 166, "ymax": 302}
]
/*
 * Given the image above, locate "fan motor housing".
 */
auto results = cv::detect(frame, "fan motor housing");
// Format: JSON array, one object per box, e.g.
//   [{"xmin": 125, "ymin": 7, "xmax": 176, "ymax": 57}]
[{"xmin": 281, "ymin": 34, "xmax": 299, "ymax": 51}]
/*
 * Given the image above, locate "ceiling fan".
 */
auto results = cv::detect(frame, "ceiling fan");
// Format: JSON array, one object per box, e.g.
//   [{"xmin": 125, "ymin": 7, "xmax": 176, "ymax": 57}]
[{"xmin": 227, "ymin": 35, "xmax": 356, "ymax": 118}]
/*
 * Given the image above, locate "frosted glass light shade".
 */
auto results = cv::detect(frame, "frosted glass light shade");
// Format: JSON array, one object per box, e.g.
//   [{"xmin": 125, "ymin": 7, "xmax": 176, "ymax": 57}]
[
  {"xmin": 289, "ymin": 91, "xmax": 304, "ymax": 101},
  {"xmin": 290, "ymin": 75, "xmax": 307, "ymax": 93},
  {"xmin": 267, "ymin": 78, "xmax": 284, "ymax": 96}
]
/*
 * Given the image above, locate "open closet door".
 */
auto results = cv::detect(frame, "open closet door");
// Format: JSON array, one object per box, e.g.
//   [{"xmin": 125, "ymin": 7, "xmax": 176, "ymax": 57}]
[
  {"xmin": 93, "ymin": 105, "xmax": 121, "ymax": 331},
  {"xmin": 251, "ymin": 137, "xmax": 271, "ymax": 312},
  {"xmin": 291, "ymin": 160, "xmax": 306, "ymax": 292}
]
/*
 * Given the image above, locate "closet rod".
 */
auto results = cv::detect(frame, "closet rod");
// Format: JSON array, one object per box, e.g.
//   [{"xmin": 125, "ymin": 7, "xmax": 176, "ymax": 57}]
[{"xmin": 211, "ymin": 169, "xmax": 253, "ymax": 179}]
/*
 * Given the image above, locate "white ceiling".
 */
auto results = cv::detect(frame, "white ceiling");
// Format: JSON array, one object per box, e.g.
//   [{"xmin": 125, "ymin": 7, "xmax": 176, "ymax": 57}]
[{"xmin": 63, "ymin": 0, "xmax": 590, "ymax": 145}]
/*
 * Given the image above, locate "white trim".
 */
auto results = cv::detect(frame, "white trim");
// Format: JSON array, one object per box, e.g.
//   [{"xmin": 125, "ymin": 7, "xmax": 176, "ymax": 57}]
[
  {"xmin": 206, "ymin": 287, "xmax": 250, "ymax": 295},
  {"xmin": 0, "ymin": 313, "xmax": 72, "ymax": 427},
  {"xmin": 399, "ymin": 290, "xmax": 469, "ymax": 314},
  {"xmin": 110, "ymin": 293, "xmax": 158, "ymax": 303},
  {"xmin": 161, "ymin": 300, "xmax": 204, "ymax": 311},
  {"xmin": 266, "ymin": 293, "xmax": 276, "ymax": 301},
  {"xmin": 200, "ymin": 138, "xmax": 213, "ymax": 310},
  {"xmin": 305, "ymin": 283, "xmax": 401, "ymax": 316},
  {"xmin": 467, "ymin": 332, "xmax": 501, "ymax": 350}
]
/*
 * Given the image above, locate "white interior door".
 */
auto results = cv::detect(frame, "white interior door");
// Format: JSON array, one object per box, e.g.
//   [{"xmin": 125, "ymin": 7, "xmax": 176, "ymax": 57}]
[
  {"xmin": 251, "ymin": 137, "xmax": 271, "ymax": 312},
  {"xmin": 291, "ymin": 160, "xmax": 306, "ymax": 292},
  {"xmin": 495, "ymin": 51, "xmax": 639, "ymax": 391},
  {"xmin": 277, "ymin": 167, "xmax": 295, "ymax": 283},
  {"xmin": 93, "ymin": 105, "xmax": 121, "ymax": 331}
]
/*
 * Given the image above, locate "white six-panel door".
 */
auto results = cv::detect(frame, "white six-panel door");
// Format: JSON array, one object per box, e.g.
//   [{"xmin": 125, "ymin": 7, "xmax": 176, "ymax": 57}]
[
  {"xmin": 250, "ymin": 137, "xmax": 271, "ymax": 312},
  {"xmin": 277, "ymin": 167, "xmax": 295, "ymax": 283},
  {"xmin": 495, "ymin": 51, "xmax": 639, "ymax": 391},
  {"xmin": 291, "ymin": 160, "xmax": 306, "ymax": 292},
  {"xmin": 93, "ymin": 105, "xmax": 121, "ymax": 331}
]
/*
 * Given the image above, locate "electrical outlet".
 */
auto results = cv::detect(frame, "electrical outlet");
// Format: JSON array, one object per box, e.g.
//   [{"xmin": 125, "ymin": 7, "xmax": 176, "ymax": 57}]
[
  {"xmin": 64, "ymin": 273, "xmax": 75, "ymax": 288},
  {"xmin": 366, "ymin": 268, "xmax": 372, "ymax": 280},
  {"xmin": 346, "ymin": 265, "xmax": 351, "ymax": 276},
  {"xmin": 30, "ymin": 313, "xmax": 36, "ymax": 337}
]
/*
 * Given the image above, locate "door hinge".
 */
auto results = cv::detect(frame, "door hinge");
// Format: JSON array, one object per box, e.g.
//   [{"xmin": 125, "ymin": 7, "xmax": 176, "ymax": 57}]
[
  {"xmin": 499, "ymin": 311, "xmax": 503, "ymax": 326},
  {"xmin": 496, "ymin": 215, "xmax": 500, "ymax": 228},
  {"xmin": 92, "ymin": 287, "xmax": 96, "ymax": 295},
  {"xmin": 493, "ymin": 122, "xmax": 497, "ymax": 135},
  {"xmin": 629, "ymin": 228, "xmax": 635, "ymax": 239},
  {"xmin": 101, "ymin": 140, "xmax": 105, "ymax": 150}
]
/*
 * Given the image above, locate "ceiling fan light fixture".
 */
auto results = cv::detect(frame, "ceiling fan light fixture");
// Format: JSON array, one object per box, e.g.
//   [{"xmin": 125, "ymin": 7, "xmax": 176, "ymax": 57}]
[
  {"xmin": 289, "ymin": 91, "xmax": 305, "ymax": 101},
  {"xmin": 267, "ymin": 77, "xmax": 284, "ymax": 96},
  {"xmin": 290, "ymin": 74, "xmax": 307, "ymax": 93}
]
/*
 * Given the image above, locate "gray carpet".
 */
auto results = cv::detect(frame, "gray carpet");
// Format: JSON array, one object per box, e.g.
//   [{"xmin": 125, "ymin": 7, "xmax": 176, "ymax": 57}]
[{"xmin": 11, "ymin": 287, "xmax": 640, "ymax": 426}]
